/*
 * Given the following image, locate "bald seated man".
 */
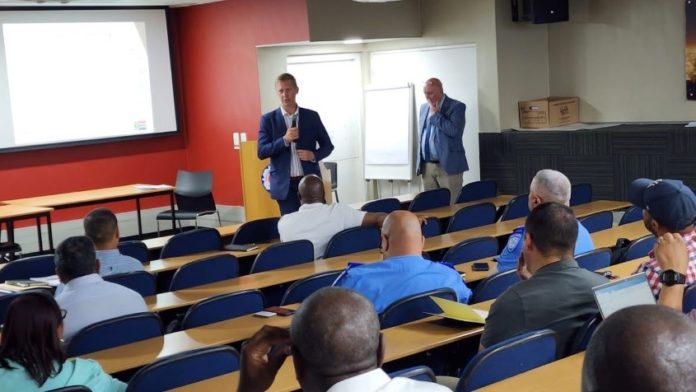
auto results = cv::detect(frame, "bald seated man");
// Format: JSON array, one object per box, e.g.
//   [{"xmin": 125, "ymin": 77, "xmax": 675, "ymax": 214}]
[
  {"xmin": 582, "ymin": 304, "xmax": 696, "ymax": 392},
  {"xmin": 333, "ymin": 210, "xmax": 471, "ymax": 313},
  {"xmin": 238, "ymin": 287, "xmax": 449, "ymax": 392},
  {"xmin": 278, "ymin": 174, "xmax": 387, "ymax": 259}
]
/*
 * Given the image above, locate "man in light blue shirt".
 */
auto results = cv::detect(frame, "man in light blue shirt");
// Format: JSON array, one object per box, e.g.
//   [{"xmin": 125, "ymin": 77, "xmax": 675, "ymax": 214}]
[
  {"xmin": 84, "ymin": 207, "xmax": 143, "ymax": 276},
  {"xmin": 334, "ymin": 211, "xmax": 471, "ymax": 313}
]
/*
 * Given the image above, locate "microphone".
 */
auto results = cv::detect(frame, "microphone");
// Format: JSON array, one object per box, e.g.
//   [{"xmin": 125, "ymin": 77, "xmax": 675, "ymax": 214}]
[{"xmin": 291, "ymin": 115, "xmax": 297, "ymax": 128}]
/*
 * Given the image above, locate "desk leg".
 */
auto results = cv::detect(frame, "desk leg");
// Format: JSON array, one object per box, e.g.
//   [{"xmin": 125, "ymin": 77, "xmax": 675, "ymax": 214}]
[
  {"xmin": 169, "ymin": 191, "xmax": 176, "ymax": 232},
  {"xmin": 136, "ymin": 197, "xmax": 143, "ymax": 237},
  {"xmin": 46, "ymin": 214, "xmax": 54, "ymax": 252},
  {"xmin": 35, "ymin": 216, "xmax": 43, "ymax": 253},
  {"xmin": 7, "ymin": 221, "xmax": 15, "ymax": 244}
]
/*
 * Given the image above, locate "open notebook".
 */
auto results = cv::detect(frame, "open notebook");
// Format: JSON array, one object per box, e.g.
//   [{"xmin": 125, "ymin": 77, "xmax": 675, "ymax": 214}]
[
  {"xmin": 592, "ymin": 273, "xmax": 656, "ymax": 319},
  {"xmin": 427, "ymin": 296, "xmax": 488, "ymax": 324}
]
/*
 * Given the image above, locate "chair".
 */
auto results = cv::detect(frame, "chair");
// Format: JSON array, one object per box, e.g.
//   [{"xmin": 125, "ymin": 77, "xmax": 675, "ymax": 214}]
[
  {"xmin": 441, "ymin": 237, "xmax": 498, "ymax": 266},
  {"xmin": 155, "ymin": 170, "xmax": 221, "ymax": 235},
  {"xmin": 471, "ymin": 269, "xmax": 520, "ymax": 303},
  {"xmin": 421, "ymin": 217, "xmax": 442, "ymax": 238},
  {"xmin": 159, "ymin": 227, "xmax": 222, "ymax": 259},
  {"xmin": 66, "ymin": 312, "xmax": 162, "ymax": 356},
  {"xmin": 578, "ymin": 211, "xmax": 613, "ymax": 233},
  {"xmin": 446, "ymin": 203, "xmax": 497, "ymax": 233},
  {"xmin": 229, "ymin": 217, "xmax": 280, "ymax": 245},
  {"xmin": 126, "ymin": 346, "xmax": 239, "ymax": 392},
  {"xmin": 683, "ymin": 284, "xmax": 696, "ymax": 313},
  {"xmin": 619, "ymin": 205, "xmax": 643, "ymax": 225},
  {"xmin": 250, "ymin": 240, "xmax": 314, "ymax": 273},
  {"xmin": 117, "ymin": 240, "xmax": 149, "ymax": 264},
  {"xmin": 455, "ymin": 180, "xmax": 497, "ymax": 204},
  {"xmin": 389, "ymin": 365, "xmax": 437, "ymax": 382},
  {"xmin": 569, "ymin": 183, "xmax": 592, "ymax": 206},
  {"xmin": 575, "ymin": 248, "xmax": 612, "ymax": 271},
  {"xmin": 169, "ymin": 254, "xmax": 239, "ymax": 291},
  {"xmin": 361, "ymin": 198, "xmax": 401, "ymax": 214},
  {"xmin": 104, "ymin": 271, "xmax": 157, "ymax": 297},
  {"xmin": 324, "ymin": 161, "xmax": 339, "ymax": 203},
  {"xmin": 454, "ymin": 329, "xmax": 557, "ymax": 392},
  {"xmin": 0, "ymin": 254, "xmax": 55, "ymax": 282},
  {"xmin": 498, "ymin": 194, "xmax": 530, "ymax": 221},
  {"xmin": 409, "ymin": 188, "xmax": 451, "ymax": 212},
  {"xmin": 323, "ymin": 226, "xmax": 381, "ymax": 259},
  {"xmin": 280, "ymin": 270, "xmax": 343, "ymax": 305},
  {"xmin": 379, "ymin": 288, "xmax": 457, "ymax": 329},
  {"xmin": 618, "ymin": 235, "xmax": 656, "ymax": 263},
  {"xmin": 181, "ymin": 290, "xmax": 265, "ymax": 329},
  {"xmin": 569, "ymin": 313, "xmax": 602, "ymax": 354}
]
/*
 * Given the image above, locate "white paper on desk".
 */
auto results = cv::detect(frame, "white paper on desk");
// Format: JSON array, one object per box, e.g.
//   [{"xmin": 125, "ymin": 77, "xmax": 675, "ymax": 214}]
[
  {"xmin": 134, "ymin": 184, "xmax": 172, "ymax": 190},
  {"xmin": 686, "ymin": 122, "xmax": 696, "ymax": 128},
  {"xmin": 30, "ymin": 275, "xmax": 60, "ymax": 287}
]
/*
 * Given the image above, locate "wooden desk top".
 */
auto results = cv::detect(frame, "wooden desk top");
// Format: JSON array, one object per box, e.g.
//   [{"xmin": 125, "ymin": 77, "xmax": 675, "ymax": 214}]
[
  {"xmin": 348, "ymin": 192, "xmax": 420, "ymax": 210},
  {"xmin": 596, "ymin": 257, "xmax": 646, "ymax": 278},
  {"xmin": 590, "ymin": 221, "xmax": 650, "ymax": 249},
  {"xmin": 420, "ymin": 195, "xmax": 514, "ymax": 219},
  {"xmin": 0, "ymin": 204, "xmax": 53, "ymax": 219},
  {"xmin": 2, "ymin": 184, "xmax": 174, "ymax": 208},
  {"xmin": 144, "ymin": 241, "xmax": 275, "ymax": 274},
  {"xmin": 476, "ymin": 352, "xmax": 585, "ymax": 392},
  {"xmin": 141, "ymin": 223, "xmax": 243, "ymax": 251}
]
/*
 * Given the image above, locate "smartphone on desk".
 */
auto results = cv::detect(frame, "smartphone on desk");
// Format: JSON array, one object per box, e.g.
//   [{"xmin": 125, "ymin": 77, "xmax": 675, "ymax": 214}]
[
  {"xmin": 472, "ymin": 262, "xmax": 490, "ymax": 272},
  {"xmin": 265, "ymin": 306, "xmax": 295, "ymax": 317}
]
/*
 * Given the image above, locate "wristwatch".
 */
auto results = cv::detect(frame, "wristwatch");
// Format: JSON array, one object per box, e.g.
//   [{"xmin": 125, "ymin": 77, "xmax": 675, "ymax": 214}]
[{"xmin": 659, "ymin": 269, "xmax": 687, "ymax": 286}]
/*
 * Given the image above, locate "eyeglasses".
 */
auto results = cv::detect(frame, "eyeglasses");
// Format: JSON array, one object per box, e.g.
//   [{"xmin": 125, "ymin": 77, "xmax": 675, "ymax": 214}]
[{"xmin": 60, "ymin": 309, "xmax": 67, "ymax": 319}]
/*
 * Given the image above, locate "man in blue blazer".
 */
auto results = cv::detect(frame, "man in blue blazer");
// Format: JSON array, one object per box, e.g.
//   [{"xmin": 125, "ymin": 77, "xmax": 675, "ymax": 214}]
[
  {"xmin": 258, "ymin": 73, "xmax": 334, "ymax": 215},
  {"xmin": 416, "ymin": 78, "xmax": 468, "ymax": 204}
]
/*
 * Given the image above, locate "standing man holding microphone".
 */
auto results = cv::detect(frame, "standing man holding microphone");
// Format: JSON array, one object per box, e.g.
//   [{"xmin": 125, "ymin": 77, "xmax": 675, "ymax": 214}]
[{"xmin": 258, "ymin": 73, "xmax": 334, "ymax": 215}]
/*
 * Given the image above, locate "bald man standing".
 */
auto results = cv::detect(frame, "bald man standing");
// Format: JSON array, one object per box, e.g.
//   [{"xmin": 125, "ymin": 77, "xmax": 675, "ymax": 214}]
[
  {"xmin": 334, "ymin": 211, "xmax": 471, "ymax": 312},
  {"xmin": 417, "ymin": 78, "xmax": 467, "ymax": 204}
]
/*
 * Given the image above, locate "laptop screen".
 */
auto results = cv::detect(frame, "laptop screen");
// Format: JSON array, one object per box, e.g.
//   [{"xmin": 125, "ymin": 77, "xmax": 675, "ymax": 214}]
[{"xmin": 592, "ymin": 273, "xmax": 656, "ymax": 319}]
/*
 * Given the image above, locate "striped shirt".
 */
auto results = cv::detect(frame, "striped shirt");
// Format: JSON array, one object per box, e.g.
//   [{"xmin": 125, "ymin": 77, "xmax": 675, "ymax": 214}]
[{"xmin": 634, "ymin": 229, "xmax": 696, "ymax": 296}]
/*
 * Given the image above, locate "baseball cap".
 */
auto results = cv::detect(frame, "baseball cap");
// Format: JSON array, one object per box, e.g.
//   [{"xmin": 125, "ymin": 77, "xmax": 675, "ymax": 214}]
[{"xmin": 627, "ymin": 178, "xmax": 696, "ymax": 231}]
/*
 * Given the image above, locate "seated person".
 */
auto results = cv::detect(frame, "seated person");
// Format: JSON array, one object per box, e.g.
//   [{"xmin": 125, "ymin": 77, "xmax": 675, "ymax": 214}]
[
  {"xmin": 333, "ymin": 210, "xmax": 471, "ymax": 313},
  {"xmin": 582, "ymin": 304, "xmax": 696, "ymax": 392},
  {"xmin": 239, "ymin": 287, "xmax": 449, "ymax": 392},
  {"xmin": 652, "ymin": 232, "xmax": 696, "ymax": 321},
  {"xmin": 278, "ymin": 175, "xmax": 387, "ymax": 259},
  {"xmin": 84, "ymin": 207, "xmax": 144, "ymax": 276},
  {"xmin": 496, "ymin": 169, "xmax": 594, "ymax": 271},
  {"xmin": 0, "ymin": 292, "xmax": 126, "ymax": 391},
  {"xmin": 54, "ymin": 236, "xmax": 147, "ymax": 341},
  {"xmin": 481, "ymin": 202, "xmax": 607, "ymax": 357}
]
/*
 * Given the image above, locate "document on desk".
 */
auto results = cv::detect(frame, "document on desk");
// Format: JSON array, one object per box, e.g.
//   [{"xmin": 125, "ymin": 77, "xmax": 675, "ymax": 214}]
[
  {"xmin": 30, "ymin": 274, "xmax": 61, "ymax": 287},
  {"xmin": 427, "ymin": 296, "xmax": 488, "ymax": 324},
  {"xmin": 134, "ymin": 184, "xmax": 172, "ymax": 190},
  {"xmin": 686, "ymin": 122, "xmax": 696, "ymax": 128}
]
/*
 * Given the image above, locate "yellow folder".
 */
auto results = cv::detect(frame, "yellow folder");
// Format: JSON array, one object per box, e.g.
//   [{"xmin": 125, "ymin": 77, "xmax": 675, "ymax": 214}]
[{"xmin": 428, "ymin": 296, "xmax": 488, "ymax": 324}]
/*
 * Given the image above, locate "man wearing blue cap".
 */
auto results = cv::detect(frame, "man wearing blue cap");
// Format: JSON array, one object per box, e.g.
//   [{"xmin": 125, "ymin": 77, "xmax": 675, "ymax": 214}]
[{"xmin": 629, "ymin": 178, "xmax": 696, "ymax": 296}]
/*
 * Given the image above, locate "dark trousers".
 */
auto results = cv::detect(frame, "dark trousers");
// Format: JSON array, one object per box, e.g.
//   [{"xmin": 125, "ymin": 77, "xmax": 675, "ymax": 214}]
[{"xmin": 277, "ymin": 177, "xmax": 302, "ymax": 215}]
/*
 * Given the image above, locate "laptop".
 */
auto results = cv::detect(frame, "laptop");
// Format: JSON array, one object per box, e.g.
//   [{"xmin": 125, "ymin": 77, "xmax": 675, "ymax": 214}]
[{"xmin": 592, "ymin": 273, "xmax": 656, "ymax": 319}]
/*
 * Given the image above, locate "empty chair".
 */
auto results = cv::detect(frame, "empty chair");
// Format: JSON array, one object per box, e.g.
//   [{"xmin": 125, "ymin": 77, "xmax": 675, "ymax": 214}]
[
  {"xmin": 280, "ymin": 270, "xmax": 343, "ymax": 305},
  {"xmin": 446, "ymin": 203, "xmax": 497, "ymax": 233},
  {"xmin": 569, "ymin": 183, "xmax": 592, "ymax": 206},
  {"xmin": 471, "ymin": 269, "xmax": 520, "ymax": 303},
  {"xmin": 683, "ymin": 284, "xmax": 696, "ymax": 313},
  {"xmin": 578, "ymin": 211, "xmax": 614, "ymax": 233},
  {"xmin": 126, "ymin": 346, "xmax": 239, "ymax": 392},
  {"xmin": 409, "ymin": 188, "xmax": 451, "ymax": 212},
  {"xmin": 361, "ymin": 198, "xmax": 401, "ymax": 214},
  {"xmin": 181, "ymin": 290, "xmax": 265, "ymax": 329},
  {"xmin": 421, "ymin": 217, "xmax": 442, "ymax": 238},
  {"xmin": 379, "ymin": 288, "xmax": 456, "ymax": 329},
  {"xmin": 389, "ymin": 365, "xmax": 437, "ymax": 382},
  {"xmin": 169, "ymin": 254, "xmax": 239, "ymax": 291},
  {"xmin": 454, "ymin": 329, "xmax": 557, "ymax": 392},
  {"xmin": 619, "ymin": 205, "xmax": 643, "ymax": 225},
  {"xmin": 569, "ymin": 313, "xmax": 602, "ymax": 354},
  {"xmin": 159, "ymin": 227, "xmax": 222, "ymax": 259},
  {"xmin": 576, "ymin": 248, "xmax": 612, "ymax": 272},
  {"xmin": 66, "ymin": 312, "xmax": 162, "ymax": 356},
  {"xmin": 104, "ymin": 271, "xmax": 157, "ymax": 297},
  {"xmin": 441, "ymin": 237, "xmax": 498, "ymax": 266},
  {"xmin": 117, "ymin": 240, "xmax": 149, "ymax": 264},
  {"xmin": 617, "ymin": 235, "xmax": 656, "ymax": 264},
  {"xmin": 455, "ymin": 180, "xmax": 498, "ymax": 204},
  {"xmin": 0, "ymin": 254, "xmax": 55, "ymax": 282},
  {"xmin": 156, "ymin": 170, "xmax": 221, "ymax": 235},
  {"xmin": 323, "ymin": 226, "xmax": 381, "ymax": 259},
  {"xmin": 229, "ymin": 217, "xmax": 280, "ymax": 245},
  {"xmin": 498, "ymin": 194, "xmax": 530, "ymax": 221},
  {"xmin": 250, "ymin": 240, "xmax": 314, "ymax": 273}
]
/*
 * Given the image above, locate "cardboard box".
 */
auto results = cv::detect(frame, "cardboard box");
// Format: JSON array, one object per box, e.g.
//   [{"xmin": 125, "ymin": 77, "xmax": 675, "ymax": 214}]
[{"xmin": 518, "ymin": 97, "xmax": 579, "ymax": 129}]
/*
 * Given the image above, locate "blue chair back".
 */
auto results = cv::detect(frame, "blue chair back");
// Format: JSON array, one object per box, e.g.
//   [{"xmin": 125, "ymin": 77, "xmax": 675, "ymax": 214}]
[
  {"xmin": 0, "ymin": 254, "xmax": 55, "ymax": 282},
  {"xmin": 361, "ymin": 198, "xmax": 401, "ymax": 213},
  {"xmin": 169, "ymin": 254, "xmax": 239, "ymax": 291},
  {"xmin": 455, "ymin": 329, "xmax": 557, "ymax": 392},
  {"xmin": 409, "ymin": 188, "xmax": 451, "ymax": 212},
  {"xmin": 570, "ymin": 183, "xmax": 592, "ymax": 206},
  {"xmin": 447, "ymin": 203, "xmax": 497, "ymax": 233},
  {"xmin": 323, "ymin": 226, "xmax": 381, "ymax": 259},
  {"xmin": 379, "ymin": 288, "xmax": 457, "ymax": 329},
  {"xmin": 66, "ymin": 312, "xmax": 162, "ymax": 356},
  {"xmin": 280, "ymin": 270, "xmax": 342, "ymax": 305},
  {"xmin": 683, "ymin": 285, "xmax": 696, "ymax": 313},
  {"xmin": 456, "ymin": 180, "xmax": 498, "ymax": 204},
  {"xmin": 441, "ymin": 237, "xmax": 498, "ymax": 266},
  {"xmin": 250, "ymin": 240, "xmax": 314, "ymax": 273},
  {"xmin": 104, "ymin": 271, "xmax": 157, "ymax": 297},
  {"xmin": 569, "ymin": 313, "xmax": 602, "ymax": 354},
  {"xmin": 576, "ymin": 248, "xmax": 612, "ymax": 271},
  {"xmin": 621, "ymin": 235, "xmax": 656, "ymax": 263},
  {"xmin": 421, "ymin": 217, "xmax": 442, "ymax": 238},
  {"xmin": 118, "ymin": 240, "xmax": 149, "ymax": 264},
  {"xmin": 181, "ymin": 290, "xmax": 265, "ymax": 329},
  {"xmin": 499, "ymin": 194, "xmax": 530, "ymax": 221},
  {"xmin": 159, "ymin": 228, "xmax": 222, "ymax": 259},
  {"xmin": 126, "ymin": 346, "xmax": 239, "ymax": 392},
  {"xmin": 389, "ymin": 365, "xmax": 437, "ymax": 382},
  {"xmin": 471, "ymin": 269, "xmax": 520, "ymax": 303},
  {"xmin": 619, "ymin": 205, "xmax": 643, "ymax": 225},
  {"xmin": 230, "ymin": 217, "xmax": 280, "ymax": 245},
  {"xmin": 579, "ymin": 211, "xmax": 613, "ymax": 233}
]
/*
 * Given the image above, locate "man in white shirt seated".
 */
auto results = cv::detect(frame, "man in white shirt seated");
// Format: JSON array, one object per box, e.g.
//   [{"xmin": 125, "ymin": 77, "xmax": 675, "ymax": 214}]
[
  {"xmin": 54, "ymin": 236, "xmax": 148, "ymax": 341},
  {"xmin": 278, "ymin": 175, "xmax": 387, "ymax": 259},
  {"xmin": 238, "ymin": 287, "xmax": 449, "ymax": 392},
  {"xmin": 84, "ymin": 207, "xmax": 144, "ymax": 276}
]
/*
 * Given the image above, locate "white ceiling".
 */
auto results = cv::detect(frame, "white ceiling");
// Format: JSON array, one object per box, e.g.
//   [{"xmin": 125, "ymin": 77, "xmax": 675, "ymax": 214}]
[{"xmin": 0, "ymin": 0, "xmax": 224, "ymax": 7}]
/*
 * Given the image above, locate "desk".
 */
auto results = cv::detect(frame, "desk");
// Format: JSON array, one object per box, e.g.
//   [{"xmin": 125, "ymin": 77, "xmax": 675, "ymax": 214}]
[
  {"xmin": 141, "ymin": 223, "xmax": 242, "ymax": 251},
  {"xmin": 596, "ymin": 257, "xmax": 646, "ymax": 278},
  {"xmin": 476, "ymin": 352, "xmax": 585, "ymax": 392},
  {"xmin": 348, "ymin": 192, "xmax": 419, "ymax": 210},
  {"xmin": 590, "ymin": 221, "xmax": 650, "ymax": 249},
  {"xmin": 143, "ymin": 241, "xmax": 275, "ymax": 274},
  {"xmin": 0, "ymin": 205, "xmax": 54, "ymax": 252},
  {"xmin": 418, "ymin": 195, "xmax": 513, "ymax": 219}
]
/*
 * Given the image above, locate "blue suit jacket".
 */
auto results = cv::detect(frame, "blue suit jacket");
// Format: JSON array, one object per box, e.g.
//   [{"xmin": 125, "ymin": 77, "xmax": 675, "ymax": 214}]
[
  {"xmin": 416, "ymin": 95, "xmax": 468, "ymax": 175},
  {"xmin": 257, "ymin": 107, "xmax": 334, "ymax": 200}
]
